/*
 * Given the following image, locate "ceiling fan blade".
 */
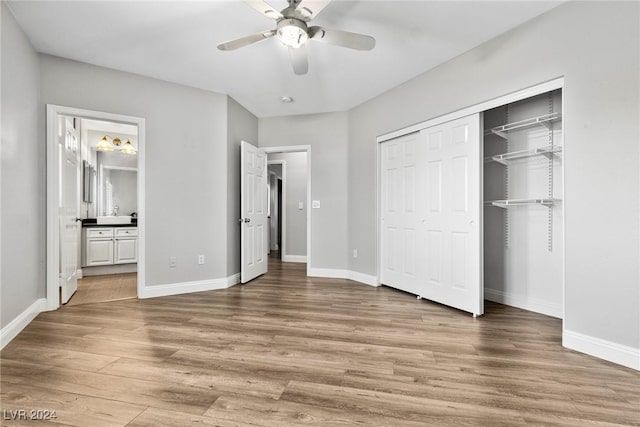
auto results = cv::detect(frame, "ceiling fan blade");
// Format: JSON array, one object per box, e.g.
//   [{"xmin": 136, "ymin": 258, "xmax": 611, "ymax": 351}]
[
  {"xmin": 245, "ymin": 0, "xmax": 283, "ymax": 20},
  {"xmin": 217, "ymin": 29, "xmax": 276, "ymax": 51},
  {"xmin": 295, "ymin": 0, "xmax": 331, "ymax": 20},
  {"xmin": 289, "ymin": 45, "xmax": 309, "ymax": 75},
  {"xmin": 308, "ymin": 26, "xmax": 375, "ymax": 51}
]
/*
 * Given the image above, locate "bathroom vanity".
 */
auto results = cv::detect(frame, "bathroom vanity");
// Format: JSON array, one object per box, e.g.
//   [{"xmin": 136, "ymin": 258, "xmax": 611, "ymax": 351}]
[{"xmin": 81, "ymin": 218, "xmax": 138, "ymax": 273}]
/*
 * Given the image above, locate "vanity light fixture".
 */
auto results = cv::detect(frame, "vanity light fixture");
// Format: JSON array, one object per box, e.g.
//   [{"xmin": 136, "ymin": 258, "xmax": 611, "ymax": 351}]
[
  {"xmin": 96, "ymin": 135, "xmax": 115, "ymax": 152},
  {"xmin": 97, "ymin": 135, "xmax": 137, "ymax": 155},
  {"xmin": 120, "ymin": 139, "xmax": 137, "ymax": 155}
]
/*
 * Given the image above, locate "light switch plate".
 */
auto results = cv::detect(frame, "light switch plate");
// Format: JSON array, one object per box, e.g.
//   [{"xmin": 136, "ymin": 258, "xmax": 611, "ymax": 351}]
[
  {"xmin": 298, "ymin": 202, "xmax": 303, "ymax": 210},
  {"xmin": 312, "ymin": 200, "xmax": 320, "ymax": 209}
]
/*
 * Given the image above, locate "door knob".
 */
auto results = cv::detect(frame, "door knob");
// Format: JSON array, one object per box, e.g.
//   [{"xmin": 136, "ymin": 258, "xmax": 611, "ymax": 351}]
[
  {"xmin": 244, "ymin": 218, "xmax": 251, "ymax": 223},
  {"xmin": 75, "ymin": 217, "xmax": 82, "ymax": 222}
]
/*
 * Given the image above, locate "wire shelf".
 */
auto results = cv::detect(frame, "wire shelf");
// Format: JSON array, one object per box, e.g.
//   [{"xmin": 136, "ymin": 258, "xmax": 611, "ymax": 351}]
[
  {"xmin": 485, "ymin": 198, "xmax": 559, "ymax": 209},
  {"xmin": 485, "ymin": 145, "xmax": 562, "ymax": 165},
  {"xmin": 485, "ymin": 112, "xmax": 562, "ymax": 140}
]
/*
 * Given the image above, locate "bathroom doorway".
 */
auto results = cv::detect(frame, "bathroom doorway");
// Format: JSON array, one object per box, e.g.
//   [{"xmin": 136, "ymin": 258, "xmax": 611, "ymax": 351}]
[
  {"xmin": 65, "ymin": 118, "xmax": 140, "ymax": 306},
  {"xmin": 46, "ymin": 105, "xmax": 146, "ymax": 310}
]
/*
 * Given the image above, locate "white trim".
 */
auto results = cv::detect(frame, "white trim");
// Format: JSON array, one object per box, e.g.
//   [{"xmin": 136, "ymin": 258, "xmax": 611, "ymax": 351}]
[
  {"xmin": 138, "ymin": 274, "xmax": 240, "ymax": 299},
  {"xmin": 263, "ymin": 146, "xmax": 312, "ymax": 277},
  {"xmin": 282, "ymin": 255, "xmax": 307, "ymax": 263},
  {"xmin": 377, "ymin": 77, "xmax": 565, "ymax": 143},
  {"xmin": 76, "ymin": 269, "xmax": 83, "ymax": 279},
  {"xmin": 309, "ymin": 268, "xmax": 380, "ymax": 287},
  {"xmin": 309, "ymin": 268, "xmax": 347, "ymax": 279},
  {"xmin": 347, "ymin": 270, "xmax": 379, "ymax": 287},
  {"xmin": 485, "ymin": 288, "xmax": 562, "ymax": 319},
  {"xmin": 0, "ymin": 298, "xmax": 46, "ymax": 350},
  {"xmin": 563, "ymin": 330, "xmax": 640, "ymax": 371},
  {"xmin": 46, "ymin": 105, "xmax": 146, "ymax": 312}
]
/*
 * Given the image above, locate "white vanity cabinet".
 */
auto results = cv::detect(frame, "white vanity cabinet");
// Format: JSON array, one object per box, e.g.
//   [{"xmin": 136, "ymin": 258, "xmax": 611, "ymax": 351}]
[
  {"xmin": 84, "ymin": 228, "xmax": 114, "ymax": 266},
  {"xmin": 83, "ymin": 226, "xmax": 137, "ymax": 267},
  {"xmin": 114, "ymin": 227, "xmax": 138, "ymax": 264}
]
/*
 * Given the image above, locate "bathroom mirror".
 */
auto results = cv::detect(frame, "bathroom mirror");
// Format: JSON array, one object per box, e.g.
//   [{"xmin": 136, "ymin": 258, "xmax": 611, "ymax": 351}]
[{"xmin": 97, "ymin": 151, "xmax": 138, "ymax": 216}]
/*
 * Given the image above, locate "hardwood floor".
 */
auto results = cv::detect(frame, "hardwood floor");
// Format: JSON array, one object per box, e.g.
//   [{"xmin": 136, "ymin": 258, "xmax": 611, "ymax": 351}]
[
  {"xmin": 1, "ymin": 258, "xmax": 639, "ymax": 426},
  {"xmin": 65, "ymin": 273, "xmax": 137, "ymax": 307}
]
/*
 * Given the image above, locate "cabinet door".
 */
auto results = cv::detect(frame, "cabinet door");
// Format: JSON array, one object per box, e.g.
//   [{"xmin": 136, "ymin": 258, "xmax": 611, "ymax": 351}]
[
  {"xmin": 115, "ymin": 238, "xmax": 137, "ymax": 264},
  {"xmin": 86, "ymin": 239, "xmax": 114, "ymax": 266}
]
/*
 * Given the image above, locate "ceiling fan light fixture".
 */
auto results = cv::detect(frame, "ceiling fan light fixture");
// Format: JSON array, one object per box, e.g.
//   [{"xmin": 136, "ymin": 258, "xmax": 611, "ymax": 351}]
[{"xmin": 277, "ymin": 19, "xmax": 308, "ymax": 49}]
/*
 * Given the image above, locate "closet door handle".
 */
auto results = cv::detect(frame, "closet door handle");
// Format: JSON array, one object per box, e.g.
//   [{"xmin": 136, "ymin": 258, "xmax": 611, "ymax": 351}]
[{"xmin": 244, "ymin": 218, "xmax": 251, "ymax": 223}]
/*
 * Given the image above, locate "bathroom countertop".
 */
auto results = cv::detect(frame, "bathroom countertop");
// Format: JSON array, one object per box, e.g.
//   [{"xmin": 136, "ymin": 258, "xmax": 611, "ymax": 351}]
[{"xmin": 82, "ymin": 218, "xmax": 137, "ymax": 227}]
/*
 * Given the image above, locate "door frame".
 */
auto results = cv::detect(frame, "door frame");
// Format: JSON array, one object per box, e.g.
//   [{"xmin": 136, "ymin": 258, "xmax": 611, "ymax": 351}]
[
  {"xmin": 267, "ymin": 160, "xmax": 286, "ymax": 256},
  {"xmin": 262, "ymin": 146, "xmax": 311, "ymax": 276},
  {"xmin": 376, "ymin": 77, "xmax": 565, "ymax": 318},
  {"xmin": 45, "ymin": 104, "xmax": 146, "ymax": 311}
]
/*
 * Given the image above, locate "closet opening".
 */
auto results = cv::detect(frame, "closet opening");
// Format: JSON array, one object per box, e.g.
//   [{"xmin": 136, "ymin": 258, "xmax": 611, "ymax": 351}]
[{"xmin": 483, "ymin": 89, "xmax": 564, "ymax": 319}]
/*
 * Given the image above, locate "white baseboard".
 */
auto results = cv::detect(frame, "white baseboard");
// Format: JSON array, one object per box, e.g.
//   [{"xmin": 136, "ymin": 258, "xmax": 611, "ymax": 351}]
[
  {"xmin": 309, "ymin": 268, "xmax": 379, "ymax": 287},
  {"xmin": 485, "ymin": 288, "xmax": 562, "ymax": 318},
  {"xmin": 139, "ymin": 274, "xmax": 240, "ymax": 299},
  {"xmin": 282, "ymin": 255, "xmax": 307, "ymax": 263},
  {"xmin": 309, "ymin": 268, "xmax": 348, "ymax": 278},
  {"xmin": 0, "ymin": 298, "xmax": 47, "ymax": 350},
  {"xmin": 563, "ymin": 329, "xmax": 640, "ymax": 371},
  {"xmin": 76, "ymin": 269, "xmax": 83, "ymax": 279},
  {"xmin": 347, "ymin": 270, "xmax": 379, "ymax": 287}
]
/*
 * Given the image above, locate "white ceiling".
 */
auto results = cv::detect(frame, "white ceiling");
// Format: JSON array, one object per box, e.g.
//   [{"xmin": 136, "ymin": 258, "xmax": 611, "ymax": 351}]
[{"xmin": 8, "ymin": 1, "xmax": 561, "ymax": 117}]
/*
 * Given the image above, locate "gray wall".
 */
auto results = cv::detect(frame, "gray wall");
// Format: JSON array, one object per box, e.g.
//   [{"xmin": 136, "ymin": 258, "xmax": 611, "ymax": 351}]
[
  {"xmin": 226, "ymin": 97, "xmax": 258, "ymax": 276},
  {"xmin": 259, "ymin": 112, "xmax": 349, "ymax": 270},
  {"xmin": 268, "ymin": 152, "xmax": 308, "ymax": 257},
  {"xmin": 348, "ymin": 1, "xmax": 639, "ymax": 349},
  {"xmin": 1, "ymin": 3, "xmax": 45, "ymax": 328},
  {"xmin": 39, "ymin": 55, "xmax": 230, "ymax": 287}
]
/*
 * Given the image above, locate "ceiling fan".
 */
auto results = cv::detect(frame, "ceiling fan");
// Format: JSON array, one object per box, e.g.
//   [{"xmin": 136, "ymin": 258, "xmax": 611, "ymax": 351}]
[{"xmin": 217, "ymin": 0, "xmax": 376, "ymax": 75}]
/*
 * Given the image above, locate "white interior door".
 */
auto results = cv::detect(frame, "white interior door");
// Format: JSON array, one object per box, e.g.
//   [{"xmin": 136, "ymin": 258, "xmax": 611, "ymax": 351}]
[
  {"xmin": 60, "ymin": 116, "xmax": 80, "ymax": 304},
  {"xmin": 241, "ymin": 140, "xmax": 268, "ymax": 283},
  {"xmin": 380, "ymin": 132, "xmax": 427, "ymax": 296},
  {"xmin": 381, "ymin": 114, "xmax": 483, "ymax": 316}
]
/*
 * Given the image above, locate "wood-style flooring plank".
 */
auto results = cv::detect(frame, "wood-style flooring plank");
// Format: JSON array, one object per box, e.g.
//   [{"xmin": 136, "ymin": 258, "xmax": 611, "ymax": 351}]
[{"xmin": 1, "ymin": 256, "xmax": 638, "ymax": 426}]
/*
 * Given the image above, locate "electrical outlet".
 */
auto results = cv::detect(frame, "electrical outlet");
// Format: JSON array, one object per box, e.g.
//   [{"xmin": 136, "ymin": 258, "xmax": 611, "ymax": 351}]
[
  {"xmin": 353, "ymin": 249, "xmax": 358, "ymax": 258},
  {"xmin": 312, "ymin": 200, "xmax": 320, "ymax": 209},
  {"xmin": 169, "ymin": 256, "xmax": 176, "ymax": 268},
  {"xmin": 198, "ymin": 255, "xmax": 205, "ymax": 265}
]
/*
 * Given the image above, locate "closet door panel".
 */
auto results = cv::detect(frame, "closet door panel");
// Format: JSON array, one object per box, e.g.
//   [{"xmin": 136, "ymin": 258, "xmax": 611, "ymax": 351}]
[
  {"xmin": 420, "ymin": 113, "xmax": 483, "ymax": 315},
  {"xmin": 380, "ymin": 132, "xmax": 426, "ymax": 295}
]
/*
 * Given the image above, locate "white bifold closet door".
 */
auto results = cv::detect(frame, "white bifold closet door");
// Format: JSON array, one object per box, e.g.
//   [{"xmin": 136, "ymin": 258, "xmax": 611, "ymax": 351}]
[{"xmin": 380, "ymin": 114, "xmax": 483, "ymax": 316}]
